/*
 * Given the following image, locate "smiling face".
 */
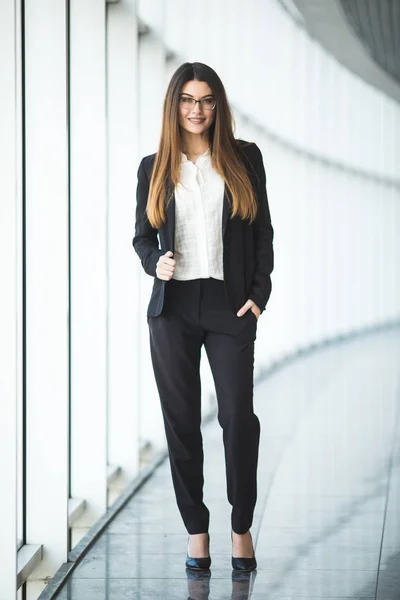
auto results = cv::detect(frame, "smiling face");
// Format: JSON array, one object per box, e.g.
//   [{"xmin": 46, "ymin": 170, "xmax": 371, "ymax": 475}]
[{"xmin": 178, "ymin": 79, "xmax": 216, "ymax": 136}]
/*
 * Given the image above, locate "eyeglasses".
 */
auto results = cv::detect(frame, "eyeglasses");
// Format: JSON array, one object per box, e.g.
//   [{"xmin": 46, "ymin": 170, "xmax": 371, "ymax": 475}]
[{"xmin": 179, "ymin": 96, "xmax": 216, "ymax": 111}]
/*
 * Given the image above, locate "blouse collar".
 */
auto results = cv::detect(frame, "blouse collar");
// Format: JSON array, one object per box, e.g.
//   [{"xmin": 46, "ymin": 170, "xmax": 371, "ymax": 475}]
[{"xmin": 181, "ymin": 147, "xmax": 210, "ymax": 165}]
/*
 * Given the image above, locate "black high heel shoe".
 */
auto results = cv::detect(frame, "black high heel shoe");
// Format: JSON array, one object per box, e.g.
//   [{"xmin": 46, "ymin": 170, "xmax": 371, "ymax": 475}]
[
  {"xmin": 231, "ymin": 531, "xmax": 257, "ymax": 572},
  {"xmin": 185, "ymin": 532, "xmax": 211, "ymax": 570}
]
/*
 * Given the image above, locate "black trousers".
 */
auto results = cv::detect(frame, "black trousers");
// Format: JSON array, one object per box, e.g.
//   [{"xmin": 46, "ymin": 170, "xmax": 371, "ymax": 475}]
[{"xmin": 147, "ymin": 277, "xmax": 260, "ymax": 535}]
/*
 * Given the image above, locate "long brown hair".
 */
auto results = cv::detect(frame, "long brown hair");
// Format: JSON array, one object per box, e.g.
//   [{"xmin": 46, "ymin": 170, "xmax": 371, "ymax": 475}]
[{"xmin": 146, "ymin": 62, "xmax": 258, "ymax": 229}]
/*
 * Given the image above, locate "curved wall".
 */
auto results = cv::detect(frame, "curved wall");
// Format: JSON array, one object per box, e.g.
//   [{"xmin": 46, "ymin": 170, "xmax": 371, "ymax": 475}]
[{"xmin": 137, "ymin": 0, "xmax": 400, "ymax": 380}]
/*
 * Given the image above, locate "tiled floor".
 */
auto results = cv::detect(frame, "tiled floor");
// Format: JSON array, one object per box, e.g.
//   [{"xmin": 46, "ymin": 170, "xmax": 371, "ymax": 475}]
[{"xmin": 54, "ymin": 328, "xmax": 400, "ymax": 599}]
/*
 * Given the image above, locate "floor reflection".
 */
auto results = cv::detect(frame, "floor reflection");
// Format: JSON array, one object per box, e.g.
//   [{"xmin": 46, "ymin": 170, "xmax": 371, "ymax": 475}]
[{"xmin": 186, "ymin": 568, "xmax": 257, "ymax": 600}]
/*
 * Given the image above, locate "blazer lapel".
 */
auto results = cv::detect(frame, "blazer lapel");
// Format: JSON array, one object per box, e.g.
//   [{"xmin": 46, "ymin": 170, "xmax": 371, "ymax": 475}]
[
  {"xmin": 163, "ymin": 178, "xmax": 175, "ymax": 253},
  {"xmin": 222, "ymin": 184, "xmax": 231, "ymax": 238}
]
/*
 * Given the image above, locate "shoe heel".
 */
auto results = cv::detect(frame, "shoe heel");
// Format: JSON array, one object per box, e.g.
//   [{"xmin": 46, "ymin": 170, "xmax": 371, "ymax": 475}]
[
  {"xmin": 231, "ymin": 530, "xmax": 257, "ymax": 572},
  {"xmin": 185, "ymin": 532, "xmax": 211, "ymax": 571}
]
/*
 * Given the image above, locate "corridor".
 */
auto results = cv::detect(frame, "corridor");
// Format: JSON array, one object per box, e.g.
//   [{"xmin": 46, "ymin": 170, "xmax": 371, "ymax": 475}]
[{"xmin": 52, "ymin": 327, "xmax": 400, "ymax": 599}]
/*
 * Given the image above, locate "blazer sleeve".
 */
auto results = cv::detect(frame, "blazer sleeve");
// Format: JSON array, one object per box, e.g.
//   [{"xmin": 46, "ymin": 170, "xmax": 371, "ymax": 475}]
[
  {"xmin": 132, "ymin": 157, "xmax": 164, "ymax": 277},
  {"xmin": 248, "ymin": 144, "xmax": 274, "ymax": 313}
]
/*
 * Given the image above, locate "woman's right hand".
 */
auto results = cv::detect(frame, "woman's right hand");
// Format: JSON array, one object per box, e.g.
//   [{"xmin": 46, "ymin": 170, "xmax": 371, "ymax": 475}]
[{"xmin": 156, "ymin": 251, "xmax": 176, "ymax": 280}]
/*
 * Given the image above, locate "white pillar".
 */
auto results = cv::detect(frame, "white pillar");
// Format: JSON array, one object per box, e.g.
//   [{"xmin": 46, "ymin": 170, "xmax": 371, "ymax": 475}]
[
  {"xmin": 0, "ymin": 0, "xmax": 18, "ymax": 597},
  {"xmin": 137, "ymin": 32, "xmax": 166, "ymax": 451},
  {"xmin": 24, "ymin": 0, "xmax": 69, "ymax": 596},
  {"xmin": 106, "ymin": 0, "xmax": 140, "ymax": 487},
  {"xmin": 69, "ymin": 0, "xmax": 108, "ymax": 541}
]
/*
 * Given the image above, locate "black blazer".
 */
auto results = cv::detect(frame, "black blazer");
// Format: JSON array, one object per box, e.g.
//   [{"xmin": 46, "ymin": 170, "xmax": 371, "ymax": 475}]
[{"xmin": 132, "ymin": 139, "xmax": 274, "ymax": 318}]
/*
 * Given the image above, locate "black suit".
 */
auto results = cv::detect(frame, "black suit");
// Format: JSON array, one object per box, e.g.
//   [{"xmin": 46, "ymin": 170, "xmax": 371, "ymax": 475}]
[
  {"xmin": 132, "ymin": 139, "xmax": 274, "ymax": 317},
  {"xmin": 132, "ymin": 139, "xmax": 274, "ymax": 536}
]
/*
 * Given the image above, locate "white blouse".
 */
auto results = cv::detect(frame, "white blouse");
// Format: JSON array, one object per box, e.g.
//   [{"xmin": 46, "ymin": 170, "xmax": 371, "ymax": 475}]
[{"xmin": 172, "ymin": 147, "xmax": 225, "ymax": 281}]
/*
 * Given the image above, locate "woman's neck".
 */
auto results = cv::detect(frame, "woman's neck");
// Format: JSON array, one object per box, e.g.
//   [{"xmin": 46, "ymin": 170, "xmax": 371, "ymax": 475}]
[{"xmin": 181, "ymin": 132, "xmax": 209, "ymax": 158}]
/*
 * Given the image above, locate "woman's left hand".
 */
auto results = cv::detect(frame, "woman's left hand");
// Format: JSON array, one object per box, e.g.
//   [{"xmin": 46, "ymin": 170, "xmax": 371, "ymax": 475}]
[{"xmin": 237, "ymin": 300, "xmax": 261, "ymax": 321}]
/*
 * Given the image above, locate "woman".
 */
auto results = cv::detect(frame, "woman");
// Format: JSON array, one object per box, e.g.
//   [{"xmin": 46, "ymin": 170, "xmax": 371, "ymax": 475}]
[{"xmin": 133, "ymin": 62, "xmax": 274, "ymax": 572}]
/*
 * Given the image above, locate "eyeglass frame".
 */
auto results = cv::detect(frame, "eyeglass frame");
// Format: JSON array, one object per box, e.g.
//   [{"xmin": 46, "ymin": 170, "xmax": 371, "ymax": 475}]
[{"xmin": 178, "ymin": 95, "xmax": 217, "ymax": 111}]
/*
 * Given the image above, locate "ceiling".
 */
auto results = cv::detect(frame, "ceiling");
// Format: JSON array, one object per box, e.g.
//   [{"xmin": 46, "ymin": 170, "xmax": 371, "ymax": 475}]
[
  {"xmin": 340, "ymin": 0, "xmax": 400, "ymax": 86},
  {"xmin": 289, "ymin": 0, "xmax": 400, "ymax": 105}
]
